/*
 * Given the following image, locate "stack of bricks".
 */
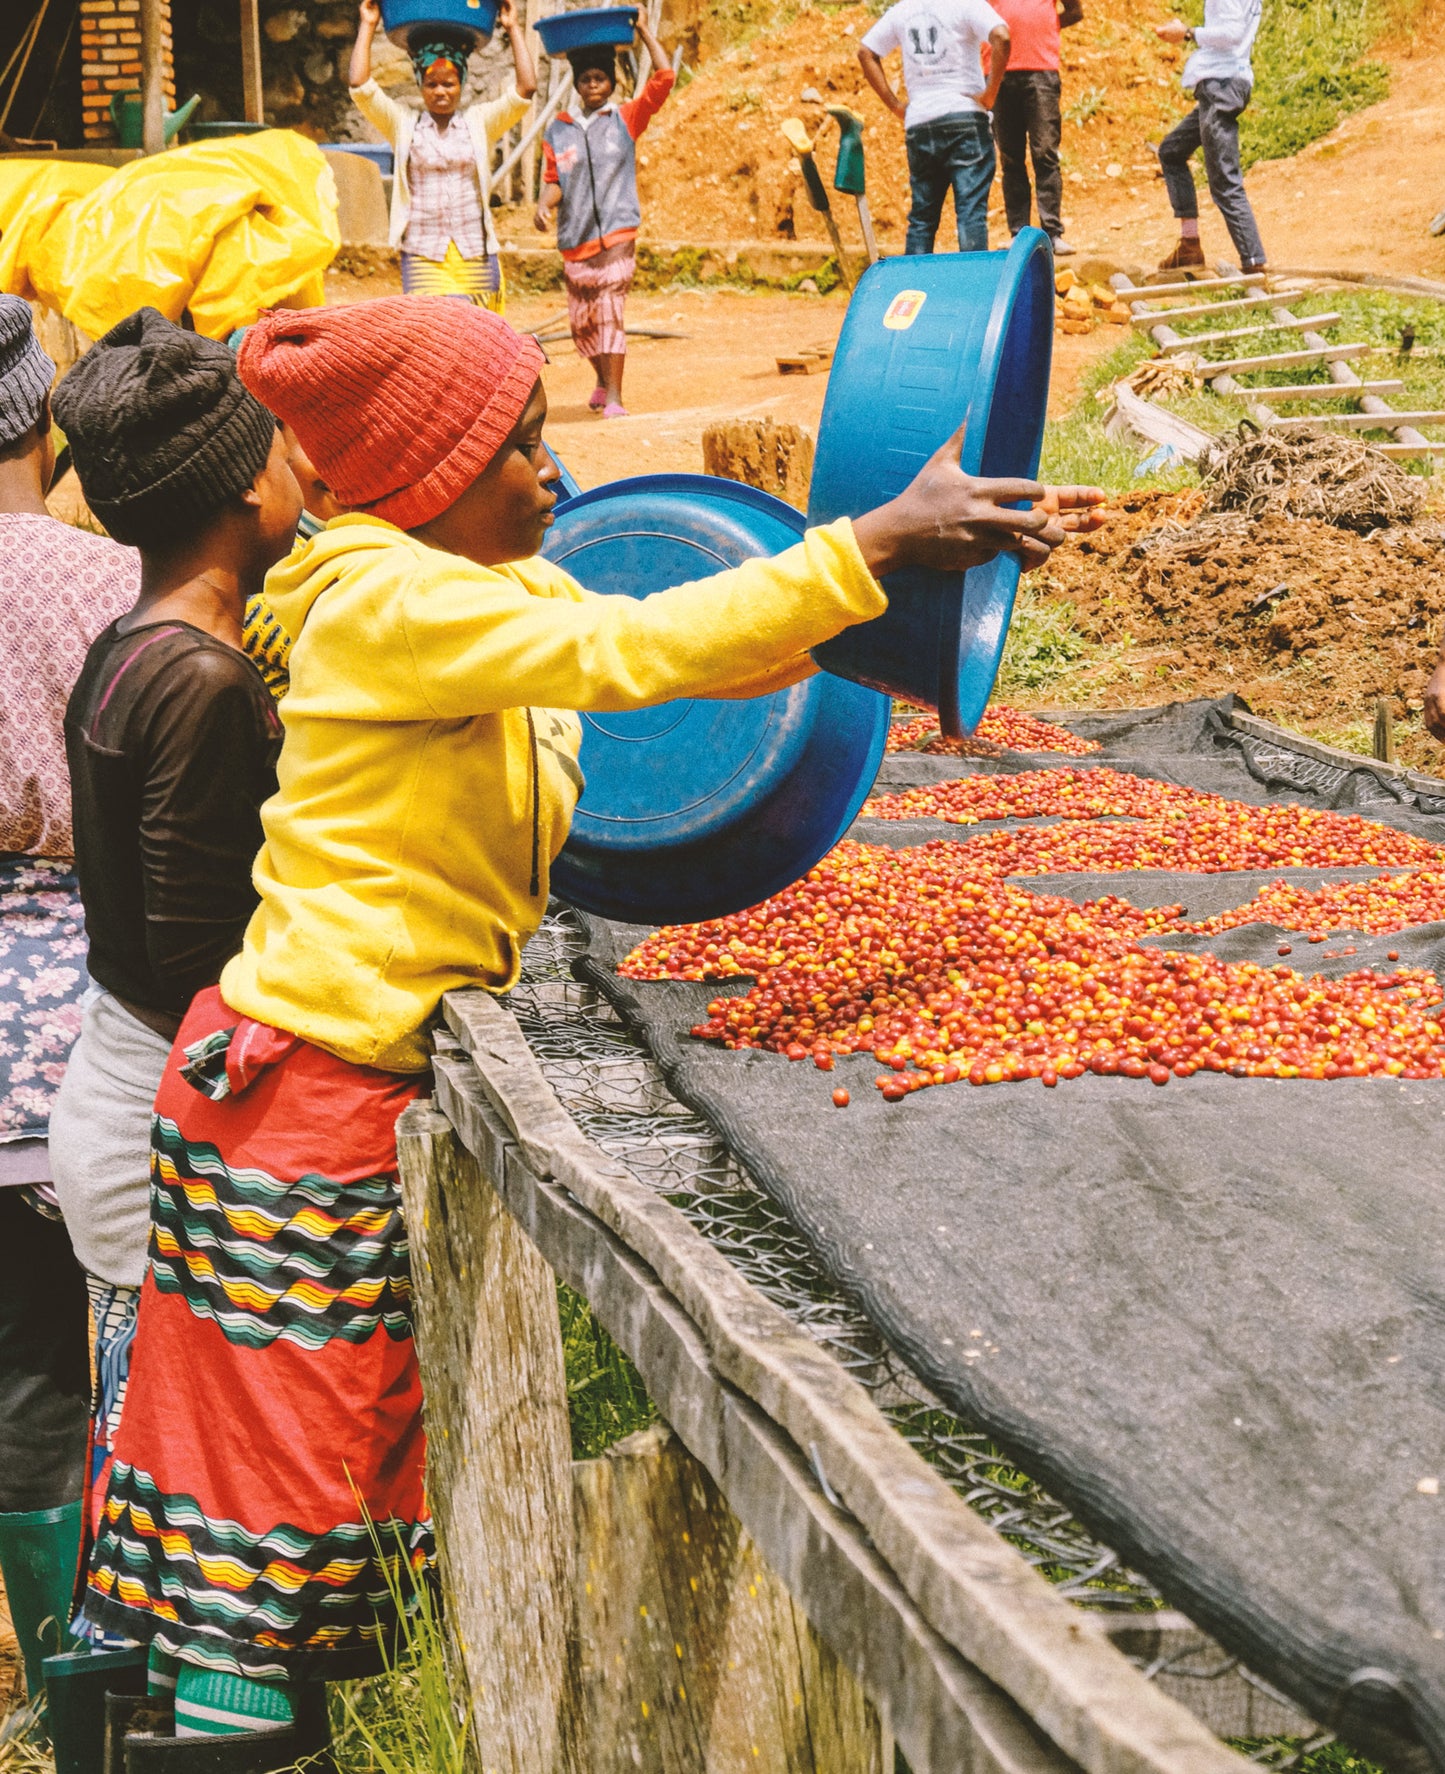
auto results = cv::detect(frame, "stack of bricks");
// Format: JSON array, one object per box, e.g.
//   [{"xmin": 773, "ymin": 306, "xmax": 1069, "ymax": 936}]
[{"xmin": 80, "ymin": 0, "xmax": 175, "ymax": 143}]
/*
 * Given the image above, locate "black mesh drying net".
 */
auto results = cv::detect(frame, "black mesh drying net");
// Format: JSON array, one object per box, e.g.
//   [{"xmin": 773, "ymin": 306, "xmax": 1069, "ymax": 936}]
[{"xmin": 516, "ymin": 699, "xmax": 1445, "ymax": 1773}]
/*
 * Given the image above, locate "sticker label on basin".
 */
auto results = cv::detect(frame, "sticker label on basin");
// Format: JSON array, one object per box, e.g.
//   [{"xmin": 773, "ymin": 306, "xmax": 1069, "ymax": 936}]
[{"xmin": 882, "ymin": 290, "xmax": 927, "ymax": 330}]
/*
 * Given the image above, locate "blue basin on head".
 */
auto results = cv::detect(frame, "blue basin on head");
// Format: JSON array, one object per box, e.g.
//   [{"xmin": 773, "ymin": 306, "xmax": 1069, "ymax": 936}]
[
  {"xmin": 543, "ymin": 473, "xmax": 890, "ymax": 925},
  {"xmin": 381, "ymin": 0, "xmax": 496, "ymax": 48},
  {"xmin": 809, "ymin": 229, "xmax": 1055, "ymax": 738},
  {"xmin": 536, "ymin": 6, "xmax": 638, "ymax": 54}
]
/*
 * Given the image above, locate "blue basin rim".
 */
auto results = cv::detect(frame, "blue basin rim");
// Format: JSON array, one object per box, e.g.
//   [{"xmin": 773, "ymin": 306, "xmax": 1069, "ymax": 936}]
[
  {"xmin": 808, "ymin": 228, "xmax": 1054, "ymax": 738},
  {"xmin": 543, "ymin": 472, "xmax": 890, "ymax": 925},
  {"xmin": 380, "ymin": 0, "xmax": 496, "ymax": 47},
  {"xmin": 536, "ymin": 6, "xmax": 639, "ymax": 53}
]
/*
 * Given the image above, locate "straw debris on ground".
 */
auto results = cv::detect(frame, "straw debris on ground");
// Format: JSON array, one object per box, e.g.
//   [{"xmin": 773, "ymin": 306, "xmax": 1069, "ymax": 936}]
[{"xmin": 1198, "ymin": 424, "xmax": 1427, "ymax": 531}]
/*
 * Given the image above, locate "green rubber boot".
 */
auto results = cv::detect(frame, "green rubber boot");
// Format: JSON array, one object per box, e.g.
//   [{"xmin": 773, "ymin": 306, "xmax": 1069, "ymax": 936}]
[{"xmin": 0, "ymin": 1499, "xmax": 83, "ymax": 1698}]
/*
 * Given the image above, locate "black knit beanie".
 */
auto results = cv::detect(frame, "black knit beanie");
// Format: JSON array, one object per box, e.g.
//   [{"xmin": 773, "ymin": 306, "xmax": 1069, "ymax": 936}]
[
  {"xmin": 51, "ymin": 307, "xmax": 275, "ymax": 548},
  {"xmin": 567, "ymin": 45, "xmax": 616, "ymax": 84}
]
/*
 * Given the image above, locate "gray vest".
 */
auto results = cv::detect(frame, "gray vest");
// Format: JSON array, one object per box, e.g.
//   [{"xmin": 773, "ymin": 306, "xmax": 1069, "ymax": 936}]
[{"xmin": 546, "ymin": 108, "xmax": 641, "ymax": 255}]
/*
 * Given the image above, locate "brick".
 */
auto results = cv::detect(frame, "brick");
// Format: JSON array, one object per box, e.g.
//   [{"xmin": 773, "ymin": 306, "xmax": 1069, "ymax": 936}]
[
  {"xmin": 100, "ymin": 43, "xmax": 134, "ymax": 57},
  {"xmin": 120, "ymin": 59, "xmax": 142, "ymax": 73},
  {"xmin": 79, "ymin": 3, "xmax": 118, "ymax": 14},
  {"xmin": 102, "ymin": 75, "xmax": 136, "ymax": 89}
]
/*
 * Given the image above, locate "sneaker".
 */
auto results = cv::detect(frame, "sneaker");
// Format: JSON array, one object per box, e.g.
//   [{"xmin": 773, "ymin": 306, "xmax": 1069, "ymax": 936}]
[
  {"xmin": 588, "ymin": 387, "xmax": 608, "ymax": 410},
  {"xmin": 1050, "ymin": 236, "xmax": 1078, "ymax": 256},
  {"xmin": 603, "ymin": 402, "xmax": 628, "ymax": 419},
  {"xmin": 1152, "ymin": 237, "xmax": 1206, "ymax": 278}
]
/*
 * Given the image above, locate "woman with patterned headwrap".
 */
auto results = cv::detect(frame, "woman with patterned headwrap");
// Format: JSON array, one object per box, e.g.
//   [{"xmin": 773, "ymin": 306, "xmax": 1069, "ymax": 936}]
[{"xmin": 349, "ymin": 0, "xmax": 536, "ymax": 313}]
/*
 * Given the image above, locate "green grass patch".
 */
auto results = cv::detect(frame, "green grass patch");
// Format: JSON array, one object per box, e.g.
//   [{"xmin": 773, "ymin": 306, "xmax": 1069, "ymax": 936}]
[{"xmin": 559, "ymin": 1281, "xmax": 656, "ymax": 1460}]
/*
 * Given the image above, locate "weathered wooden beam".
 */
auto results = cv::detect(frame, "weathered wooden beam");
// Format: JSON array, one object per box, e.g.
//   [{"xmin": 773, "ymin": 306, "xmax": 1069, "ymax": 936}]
[
  {"xmin": 1200, "ymin": 342, "xmax": 1368, "ymax": 377},
  {"xmin": 573, "ymin": 1423, "xmax": 887, "ymax": 1774},
  {"xmin": 239, "ymin": 0, "xmax": 264, "ymax": 124},
  {"xmin": 1132, "ymin": 274, "xmax": 1264, "ymax": 300},
  {"xmin": 1269, "ymin": 410, "xmax": 1445, "ymax": 430},
  {"xmin": 139, "ymin": 0, "xmax": 167, "ymax": 154},
  {"xmin": 1210, "ymin": 380, "xmax": 1404, "ymax": 401},
  {"xmin": 1158, "ymin": 313, "xmax": 1341, "ymax": 353},
  {"xmin": 436, "ymin": 992, "xmax": 1252, "ymax": 1774},
  {"xmin": 396, "ymin": 1103, "xmax": 581, "ymax": 1774},
  {"xmin": 426, "ymin": 1054, "xmax": 1086, "ymax": 1774},
  {"xmin": 1130, "ymin": 290, "xmax": 1284, "ymax": 327}
]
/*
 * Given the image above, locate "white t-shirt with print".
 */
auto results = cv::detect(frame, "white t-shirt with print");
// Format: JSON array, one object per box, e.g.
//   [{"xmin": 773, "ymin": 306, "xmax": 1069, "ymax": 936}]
[{"xmin": 861, "ymin": 0, "xmax": 1006, "ymax": 129}]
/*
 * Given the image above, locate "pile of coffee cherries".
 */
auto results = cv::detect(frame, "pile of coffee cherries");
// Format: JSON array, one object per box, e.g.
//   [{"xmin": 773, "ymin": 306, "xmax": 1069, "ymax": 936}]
[
  {"xmin": 1189, "ymin": 870, "xmax": 1445, "ymax": 940},
  {"xmin": 886, "ymin": 709, "xmax": 1100, "ymax": 757},
  {"xmin": 621, "ymin": 795, "xmax": 1445, "ymax": 1097}
]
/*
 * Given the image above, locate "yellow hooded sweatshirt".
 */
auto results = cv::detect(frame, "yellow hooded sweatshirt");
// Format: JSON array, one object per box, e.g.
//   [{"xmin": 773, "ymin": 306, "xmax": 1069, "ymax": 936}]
[{"xmin": 219, "ymin": 513, "xmax": 887, "ymax": 1073}]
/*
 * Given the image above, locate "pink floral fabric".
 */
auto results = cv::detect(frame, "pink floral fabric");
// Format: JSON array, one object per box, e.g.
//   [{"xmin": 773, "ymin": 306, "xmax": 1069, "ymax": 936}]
[
  {"xmin": 0, "ymin": 515, "xmax": 137, "ymax": 860},
  {"xmin": 0, "ymin": 855, "xmax": 86, "ymax": 1141}
]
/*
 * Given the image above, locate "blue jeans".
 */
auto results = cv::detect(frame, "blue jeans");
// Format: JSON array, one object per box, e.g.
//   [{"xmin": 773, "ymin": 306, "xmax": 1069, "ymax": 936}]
[
  {"xmin": 1157, "ymin": 76, "xmax": 1266, "ymax": 267},
  {"xmin": 904, "ymin": 111, "xmax": 995, "ymax": 254}
]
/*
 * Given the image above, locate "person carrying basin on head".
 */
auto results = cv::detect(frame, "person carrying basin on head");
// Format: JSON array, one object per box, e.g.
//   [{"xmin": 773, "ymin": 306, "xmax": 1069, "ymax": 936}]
[
  {"xmin": 990, "ymin": 0, "xmax": 1084, "ymax": 257},
  {"xmin": 1152, "ymin": 0, "xmax": 1266, "ymax": 279},
  {"xmin": 533, "ymin": 15, "xmax": 674, "ymax": 418},
  {"xmin": 73, "ymin": 292, "xmax": 1106, "ymax": 1761},
  {"xmin": 858, "ymin": 0, "xmax": 1011, "ymax": 254},
  {"xmin": 349, "ymin": 0, "xmax": 537, "ymax": 312}
]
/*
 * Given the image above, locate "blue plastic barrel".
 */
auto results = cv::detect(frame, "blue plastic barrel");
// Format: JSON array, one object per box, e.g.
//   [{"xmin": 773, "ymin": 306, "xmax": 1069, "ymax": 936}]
[
  {"xmin": 809, "ymin": 229, "xmax": 1054, "ymax": 738},
  {"xmin": 381, "ymin": 0, "xmax": 496, "ymax": 48},
  {"xmin": 535, "ymin": 6, "xmax": 638, "ymax": 54},
  {"xmin": 543, "ymin": 474, "xmax": 890, "ymax": 925}
]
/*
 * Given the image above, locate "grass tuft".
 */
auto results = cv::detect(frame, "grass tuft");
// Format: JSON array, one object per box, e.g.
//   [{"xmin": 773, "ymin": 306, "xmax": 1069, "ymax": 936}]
[{"xmin": 558, "ymin": 1282, "xmax": 656, "ymax": 1461}]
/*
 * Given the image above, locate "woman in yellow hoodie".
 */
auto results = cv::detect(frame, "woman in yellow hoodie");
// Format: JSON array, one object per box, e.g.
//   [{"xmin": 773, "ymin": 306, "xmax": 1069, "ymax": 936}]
[{"xmin": 80, "ymin": 294, "xmax": 1102, "ymax": 1755}]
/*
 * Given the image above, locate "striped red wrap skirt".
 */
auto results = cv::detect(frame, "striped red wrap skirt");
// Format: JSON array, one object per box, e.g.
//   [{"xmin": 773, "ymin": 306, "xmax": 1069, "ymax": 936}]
[
  {"xmin": 564, "ymin": 240, "xmax": 635, "ymax": 360},
  {"xmin": 80, "ymin": 987, "xmax": 431, "ymax": 1683}
]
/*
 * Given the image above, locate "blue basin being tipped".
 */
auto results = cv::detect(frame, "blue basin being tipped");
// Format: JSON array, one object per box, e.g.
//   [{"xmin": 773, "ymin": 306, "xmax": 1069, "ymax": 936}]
[
  {"xmin": 543, "ymin": 473, "xmax": 889, "ymax": 925},
  {"xmin": 809, "ymin": 228, "xmax": 1055, "ymax": 738}
]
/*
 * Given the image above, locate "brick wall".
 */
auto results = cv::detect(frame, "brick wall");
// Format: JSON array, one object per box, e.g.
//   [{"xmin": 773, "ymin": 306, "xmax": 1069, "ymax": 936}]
[{"xmin": 80, "ymin": 0, "xmax": 175, "ymax": 144}]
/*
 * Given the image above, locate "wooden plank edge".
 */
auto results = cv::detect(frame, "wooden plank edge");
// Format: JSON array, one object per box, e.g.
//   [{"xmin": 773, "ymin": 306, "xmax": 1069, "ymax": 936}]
[
  {"xmin": 1225, "ymin": 708, "xmax": 1445, "ymax": 795},
  {"xmin": 439, "ymin": 995, "xmax": 1250, "ymax": 1774},
  {"xmin": 419, "ymin": 1066, "xmax": 1078, "ymax": 1774}
]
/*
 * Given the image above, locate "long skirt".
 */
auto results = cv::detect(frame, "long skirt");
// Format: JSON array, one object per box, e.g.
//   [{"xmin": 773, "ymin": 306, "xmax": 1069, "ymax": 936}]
[
  {"xmin": 401, "ymin": 241, "xmax": 506, "ymax": 314},
  {"xmin": 79, "ymin": 986, "xmax": 431, "ymax": 1683},
  {"xmin": 564, "ymin": 240, "xmax": 635, "ymax": 360}
]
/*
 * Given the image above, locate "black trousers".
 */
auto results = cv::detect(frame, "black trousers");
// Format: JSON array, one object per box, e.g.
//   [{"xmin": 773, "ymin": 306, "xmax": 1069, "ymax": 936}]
[
  {"xmin": 992, "ymin": 69, "xmax": 1063, "ymax": 240},
  {"xmin": 0, "ymin": 1191, "xmax": 89, "ymax": 1513}
]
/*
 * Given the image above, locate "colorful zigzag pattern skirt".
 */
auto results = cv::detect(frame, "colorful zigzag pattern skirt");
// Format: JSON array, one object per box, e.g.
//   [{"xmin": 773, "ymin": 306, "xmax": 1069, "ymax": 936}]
[
  {"xmin": 80, "ymin": 987, "xmax": 431, "ymax": 1682},
  {"xmin": 400, "ymin": 242, "xmax": 505, "ymax": 313}
]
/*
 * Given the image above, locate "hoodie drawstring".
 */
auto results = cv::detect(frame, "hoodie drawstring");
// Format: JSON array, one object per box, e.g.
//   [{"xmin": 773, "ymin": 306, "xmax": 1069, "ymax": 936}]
[{"xmin": 526, "ymin": 707, "xmax": 541, "ymax": 898}]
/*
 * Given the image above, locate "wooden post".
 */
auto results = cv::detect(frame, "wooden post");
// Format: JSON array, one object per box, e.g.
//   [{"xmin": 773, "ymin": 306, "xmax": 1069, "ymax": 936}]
[
  {"xmin": 396, "ymin": 1103, "xmax": 580, "ymax": 1774},
  {"xmin": 139, "ymin": 0, "xmax": 167, "ymax": 154},
  {"xmin": 573, "ymin": 1425, "xmax": 886, "ymax": 1774},
  {"xmin": 239, "ymin": 0, "xmax": 265, "ymax": 125}
]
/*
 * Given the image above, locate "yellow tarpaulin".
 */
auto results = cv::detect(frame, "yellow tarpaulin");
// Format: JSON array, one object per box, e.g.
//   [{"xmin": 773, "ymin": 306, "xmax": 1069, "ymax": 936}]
[{"xmin": 0, "ymin": 131, "xmax": 339, "ymax": 341}]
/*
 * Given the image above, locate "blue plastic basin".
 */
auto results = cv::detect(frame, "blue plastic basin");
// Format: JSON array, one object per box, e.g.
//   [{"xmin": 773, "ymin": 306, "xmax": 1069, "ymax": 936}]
[
  {"xmin": 321, "ymin": 141, "xmax": 395, "ymax": 175},
  {"xmin": 381, "ymin": 0, "xmax": 496, "ymax": 48},
  {"xmin": 535, "ymin": 6, "xmax": 638, "ymax": 55},
  {"xmin": 543, "ymin": 473, "xmax": 890, "ymax": 925},
  {"xmin": 809, "ymin": 229, "xmax": 1054, "ymax": 738}
]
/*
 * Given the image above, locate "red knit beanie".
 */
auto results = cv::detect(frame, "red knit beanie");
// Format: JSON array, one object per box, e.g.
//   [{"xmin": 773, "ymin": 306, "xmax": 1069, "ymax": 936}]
[{"xmin": 237, "ymin": 298, "xmax": 545, "ymax": 530}]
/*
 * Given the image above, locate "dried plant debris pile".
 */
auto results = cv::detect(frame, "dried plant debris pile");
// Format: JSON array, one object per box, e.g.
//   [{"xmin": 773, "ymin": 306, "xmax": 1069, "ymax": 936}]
[
  {"xmin": 1036, "ymin": 489, "xmax": 1445, "ymax": 732},
  {"xmin": 1200, "ymin": 426, "xmax": 1428, "ymax": 532},
  {"xmin": 886, "ymin": 708, "xmax": 1100, "ymax": 757},
  {"xmin": 620, "ymin": 835, "xmax": 1445, "ymax": 1096}
]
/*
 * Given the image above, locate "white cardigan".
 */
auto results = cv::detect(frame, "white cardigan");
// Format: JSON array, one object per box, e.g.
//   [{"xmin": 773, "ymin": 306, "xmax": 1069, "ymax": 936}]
[{"xmin": 350, "ymin": 76, "xmax": 531, "ymax": 254}]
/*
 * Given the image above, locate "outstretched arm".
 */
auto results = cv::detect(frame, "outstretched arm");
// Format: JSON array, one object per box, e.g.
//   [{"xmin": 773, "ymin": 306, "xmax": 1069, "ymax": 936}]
[
  {"xmin": 498, "ymin": 0, "xmax": 538, "ymax": 99},
  {"xmin": 348, "ymin": 0, "xmax": 379, "ymax": 91}
]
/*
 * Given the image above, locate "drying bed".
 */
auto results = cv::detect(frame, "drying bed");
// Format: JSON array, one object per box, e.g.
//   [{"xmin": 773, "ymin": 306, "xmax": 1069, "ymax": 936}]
[{"xmin": 537, "ymin": 698, "xmax": 1445, "ymax": 1772}]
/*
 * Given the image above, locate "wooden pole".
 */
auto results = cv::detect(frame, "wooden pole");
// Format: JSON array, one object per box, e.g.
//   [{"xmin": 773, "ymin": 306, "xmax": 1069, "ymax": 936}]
[
  {"xmin": 239, "ymin": 0, "xmax": 264, "ymax": 125},
  {"xmin": 139, "ymin": 0, "xmax": 166, "ymax": 154}
]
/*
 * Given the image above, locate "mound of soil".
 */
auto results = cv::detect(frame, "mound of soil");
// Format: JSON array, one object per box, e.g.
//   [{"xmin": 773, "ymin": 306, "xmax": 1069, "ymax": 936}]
[
  {"xmin": 1041, "ymin": 490, "xmax": 1445, "ymax": 739},
  {"xmin": 634, "ymin": 0, "xmax": 1189, "ymax": 249}
]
